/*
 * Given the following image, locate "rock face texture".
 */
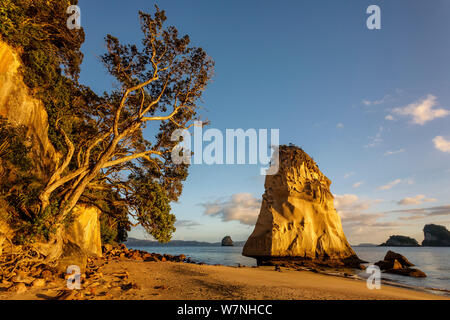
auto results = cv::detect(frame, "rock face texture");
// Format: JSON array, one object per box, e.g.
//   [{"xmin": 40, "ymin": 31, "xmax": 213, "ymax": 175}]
[
  {"xmin": 379, "ymin": 235, "xmax": 420, "ymax": 247},
  {"xmin": 0, "ymin": 41, "xmax": 59, "ymax": 178},
  {"xmin": 221, "ymin": 236, "xmax": 234, "ymax": 246},
  {"xmin": 65, "ymin": 206, "xmax": 102, "ymax": 257},
  {"xmin": 375, "ymin": 250, "xmax": 426, "ymax": 278},
  {"xmin": 422, "ymin": 224, "xmax": 450, "ymax": 247},
  {"xmin": 0, "ymin": 41, "xmax": 102, "ymax": 265},
  {"xmin": 243, "ymin": 145, "xmax": 362, "ymax": 267}
]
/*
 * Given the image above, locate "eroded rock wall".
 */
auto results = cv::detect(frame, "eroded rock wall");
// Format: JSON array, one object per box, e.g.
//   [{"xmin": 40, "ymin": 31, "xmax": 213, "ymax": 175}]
[
  {"xmin": 243, "ymin": 146, "xmax": 361, "ymax": 267},
  {"xmin": 0, "ymin": 41, "xmax": 102, "ymax": 260},
  {"xmin": 0, "ymin": 41, "xmax": 60, "ymax": 177}
]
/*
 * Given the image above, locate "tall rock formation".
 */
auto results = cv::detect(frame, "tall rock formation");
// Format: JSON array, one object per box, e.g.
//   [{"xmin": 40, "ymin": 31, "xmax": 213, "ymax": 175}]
[
  {"xmin": 243, "ymin": 145, "xmax": 362, "ymax": 267},
  {"xmin": 422, "ymin": 224, "xmax": 450, "ymax": 246}
]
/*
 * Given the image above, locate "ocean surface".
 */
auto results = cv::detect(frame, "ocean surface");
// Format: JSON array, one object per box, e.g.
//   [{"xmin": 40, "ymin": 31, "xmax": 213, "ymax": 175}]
[{"xmin": 129, "ymin": 245, "xmax": 450, "ymax": 294}]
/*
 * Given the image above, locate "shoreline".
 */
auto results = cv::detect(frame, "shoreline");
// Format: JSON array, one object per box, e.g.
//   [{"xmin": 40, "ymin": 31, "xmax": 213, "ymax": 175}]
[
  {"xmin": 1, "ymin": 259, "xmax": 447, "ymax": 300},
  {"xmin": 129, "ymin": 246, "xmax": 450, "ymax": 297}
]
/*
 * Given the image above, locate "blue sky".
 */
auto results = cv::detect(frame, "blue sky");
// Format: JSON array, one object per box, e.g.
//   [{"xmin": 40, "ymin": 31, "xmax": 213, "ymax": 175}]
[{"xmin": 78, "ymin": 0, "xmax": 450, "ymax": 244}]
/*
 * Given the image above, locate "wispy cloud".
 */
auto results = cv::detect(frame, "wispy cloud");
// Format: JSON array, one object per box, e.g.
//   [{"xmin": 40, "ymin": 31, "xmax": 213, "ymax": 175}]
[
  {"xmin": 397, "ymin": 194, "xmax": 437, "ymax": 206},
  {"xmin": 174, "ymin": 220, "xmax": 201, "ymax": 228},
  {"xmin": 200, "ymin": 193, "xmax": 261, "ymax": 226},
  {"xmin": 334, "ymin": 194, "xmax": 382, "ymax": 218},
  {"xmin": 378, "ymin": 179, "xmax": 402, "ymax": 190},
  {"xmin": 334, "ymin": 194, "xmax": 405, "ymax": 241},
  {"xmin": 378, "ymin": 178, "xmax": 413, "ymax": 191},
  {"xmin": 433, "ymin": 136, "xmax": 450, "ymax": 153},
  {"xmin": 344, "ymin": 172, "xmax": 356, "ymax": 179},
  {"xmin": 353, "ymin": 182, "xmax": 363, "ymax": 188},
  {"xmin": 336, "ymin": 123, "xmax": 344, "ymax": 129},
  {"xmin": 384, "ymin": 148, "xmax": 405, "ymax": 156},
  {"xmin": 365, "ymin": 126, "xmax": 383, "ymax": 148},
  {"xmin": 362, "ymin": 94, "xmax": 392, "ymax": 106},
  {"xmin": 390, "ymin": 205, "xmax": 450, "ymax": 221},
  {"xmin": 388, "ymin": 95, "xmax": 449, "ymax": 125}
]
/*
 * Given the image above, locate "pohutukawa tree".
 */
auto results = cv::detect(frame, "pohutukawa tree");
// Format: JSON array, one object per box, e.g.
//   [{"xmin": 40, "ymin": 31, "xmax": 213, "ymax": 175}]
[{"xmin": 35, "ymin": 7, "xmax": 214, "ymax": 258}]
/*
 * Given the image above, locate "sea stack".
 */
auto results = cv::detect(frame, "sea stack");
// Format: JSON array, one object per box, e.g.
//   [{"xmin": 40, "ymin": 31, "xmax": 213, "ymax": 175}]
[
  {"xmin": 222, "ymin": 236, "xmax": 234, "ymax": 246},
  {"xmin": 243, "ymin": 145, "xmax": 362, "ymax": 268},
  {"xmin": 422, "ymin": 224, "xmax": 450, "ymax": 246}
]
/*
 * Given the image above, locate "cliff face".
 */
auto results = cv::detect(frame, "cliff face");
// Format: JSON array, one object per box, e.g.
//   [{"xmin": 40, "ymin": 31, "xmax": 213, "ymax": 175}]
[
  {"xmin": 0, "ymin": 41, "xmax": 101, "ymax": 260},
  {"xmin": 0, "ymin": 41, "xmax": 60, "ymax": 178},
  {"xmin": 422, "ymin": 224, "xmax": 450, "ymax": 247},
  {"xmin": 243, "ymin": 145, "xmax": 361, "ymax": 267}
]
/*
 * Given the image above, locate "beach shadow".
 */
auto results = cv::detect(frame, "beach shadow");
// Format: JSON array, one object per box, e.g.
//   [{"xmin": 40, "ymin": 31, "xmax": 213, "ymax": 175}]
[{"xmin": 36, "ymin": 293, "xmax": 57, "ymax": 300}]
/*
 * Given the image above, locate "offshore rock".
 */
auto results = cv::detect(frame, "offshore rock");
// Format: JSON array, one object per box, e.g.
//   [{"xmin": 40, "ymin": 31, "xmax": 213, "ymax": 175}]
[
  {"xmin": 422, "ymin": 224, "xmax": 450, "ymax": 247},
  {"xmin": 243, "ymin": 145, "xmax": 363, "ymax": 268},
  {"xmin": 375, "ymin": 251, "xmax": 426, "ymax": 278},
  {"xmin": 221, "ymin": 236, "xmax": 234, "ymax": 246},
  {"xmin": 379, "ymin": 235, "xmax": 420, "ymax": 247}
]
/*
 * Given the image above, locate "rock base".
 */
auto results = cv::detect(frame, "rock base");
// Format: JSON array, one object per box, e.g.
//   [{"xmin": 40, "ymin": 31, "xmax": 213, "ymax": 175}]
[{"xmin": 255, "ymin": 255, "xmax": 366, "ymax": 269}]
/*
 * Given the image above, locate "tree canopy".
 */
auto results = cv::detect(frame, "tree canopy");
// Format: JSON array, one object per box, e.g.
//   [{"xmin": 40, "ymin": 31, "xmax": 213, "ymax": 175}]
[{"xmin": 0, "ymin": 2, "xmax": 214, "ymax": 248}]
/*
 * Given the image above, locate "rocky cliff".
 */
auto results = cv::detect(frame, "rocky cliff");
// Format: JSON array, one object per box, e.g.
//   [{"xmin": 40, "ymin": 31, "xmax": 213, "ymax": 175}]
[
  {"xmin": 422, "ymin": 224, "xmax": 450, "ymax": 247},
  {"xmin": 0, "ymin": 41, "xmax": 102, "ymax": 263},
  {"xmin": 243, "ymin": 145, "xmax": 362, "ymax": 267},
  {"xmin": 0, "ymin": 41, "xmax": 60, "ymax": 178}
]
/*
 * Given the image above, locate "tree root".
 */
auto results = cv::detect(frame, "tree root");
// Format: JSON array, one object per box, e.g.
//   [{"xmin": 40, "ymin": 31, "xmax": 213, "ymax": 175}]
[{"xmin": 0, "ymin": 243, "xmax": 48, "ymax": 281}]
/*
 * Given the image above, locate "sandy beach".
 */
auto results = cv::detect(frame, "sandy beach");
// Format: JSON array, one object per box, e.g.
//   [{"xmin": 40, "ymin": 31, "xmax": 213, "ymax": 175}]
[{"xmin": 1, "ymin": 260, "xmax": 447, "ymax": 300}]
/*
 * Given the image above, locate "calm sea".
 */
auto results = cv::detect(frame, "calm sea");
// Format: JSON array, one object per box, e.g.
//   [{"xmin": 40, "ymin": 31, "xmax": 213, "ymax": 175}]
[{"xmin": 129, "ymin": 245, "xmax": 450, "ymax": 294}]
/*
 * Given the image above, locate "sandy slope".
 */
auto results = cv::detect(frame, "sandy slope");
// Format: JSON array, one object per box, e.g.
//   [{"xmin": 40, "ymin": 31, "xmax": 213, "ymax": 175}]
[{"xmin": 0, "ymin": 260, "xmax": 447, "ymax": 300}]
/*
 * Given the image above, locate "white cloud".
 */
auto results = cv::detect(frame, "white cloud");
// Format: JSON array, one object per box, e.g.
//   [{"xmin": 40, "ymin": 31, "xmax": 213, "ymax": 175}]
[
  {"xmin": 362, "ymin": 94, "xmax": 391, "ymax": 106},
  {"xmin": 384, "ymin": 148, "xmax": 405, "ymax": 156},
  {"xmin": 391, "ymin": 205, "xmax": 450, "ymax": 221},
  {"xmin": 365, "ymin": 126, "xmax": 383, "ymax": 148},
  {"xmin": 334, "ymin": 194, "xmax": 381, "ymax": 217},
  {"xmin": 337, "ymin": 123, "xmax": 344, "ymax": 129},
  {"xmin": 174, "ymin": 220, "xmax": 201, "ymax": 228},
  {"xmin": 433, "ymin": 136, "xmax": 450, "ymax": 153},
  {"xmin": 385, "ymin": 115, "xmax": 395, "ymax": 121},
  {"xmin": 397, "ymin": 195, "xmax": 437, "ymax": 206},
  {"xmin": 378, "ymin": 178, "xmax": 413, "ymax": 190},
  {"xmin": 391, "ymin": 95, "xmax": 449, "ymax": 125},
  {"xmin": 353, "ymin": 182, "xmax": 363, "ymax": 188},
  {"xmin": 334, "ymin": 194, "xmax": 390, "ymax": 226},
  {"xmin": 344, "ymin": 172, "xmax": 355, "ymax": 179},
  {"xmin": 378, "ymin": 179, "xmax": 402, "ymax": 190},
  {"xmin": 201, "ymin": 193, "xmax": 261, "ymax": 226}
]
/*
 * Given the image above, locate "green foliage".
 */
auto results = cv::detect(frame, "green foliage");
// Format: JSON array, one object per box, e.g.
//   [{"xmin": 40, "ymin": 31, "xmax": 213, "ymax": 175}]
[
  {"xmin": 100, "ymin": 218, "xmax": 118, "ymax": 245},
  {"xmin": 0, "ymin": 117, "xmax": 32, "ymax": 172},
  {"xmin": 0, "ymin": 0, "xmax": 88, "ymax": 151},
  {"xmin": 0, "ymin": 3, "xmax": 213, "ymax": 245},
  {"xmin": 128, "ymin": 171, "xmax": 176, "ymax": 243}
]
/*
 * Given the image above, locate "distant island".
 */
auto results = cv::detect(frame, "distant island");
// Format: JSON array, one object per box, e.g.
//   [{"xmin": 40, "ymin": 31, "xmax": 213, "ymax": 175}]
[
  {"xmin": 221, "ymin": 236, "xmax": 234, "ymax": 246},
  {"xmin": 125, "ymin": 237, "xmax": 246, "ymax": 247},
  {"xmin": 378, "ymin": 224, "xmax": 450, "ymax": 247},
  {"xmin": 379, "ymin": 235, "xmax": 420, "ymax": 247},
  {"xmin": 352, "ymin": 243, "xmax": 378, "ymax": 247}
]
